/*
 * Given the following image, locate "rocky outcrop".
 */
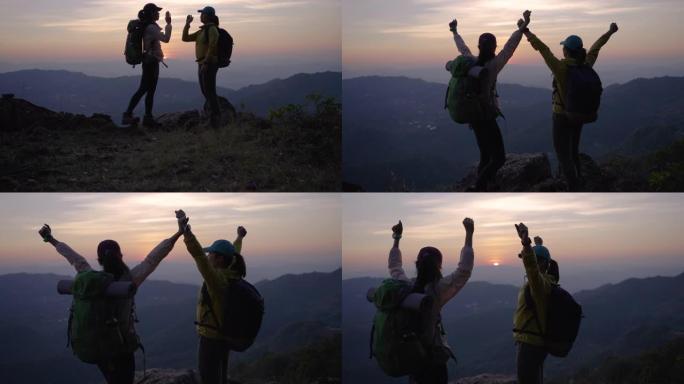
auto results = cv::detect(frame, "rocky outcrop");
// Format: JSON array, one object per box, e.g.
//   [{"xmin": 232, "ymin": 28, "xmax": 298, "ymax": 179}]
[
  {"xmin": 452, "ymin": 373, "xmax": 517, "ymax": 384},
  {"xmin": 132, "ymin": 369, "xmax": 201, "ymax": 384},
  {"xmin": 453, "ymin": 152, "xmax": 613, "ymax": 192}
]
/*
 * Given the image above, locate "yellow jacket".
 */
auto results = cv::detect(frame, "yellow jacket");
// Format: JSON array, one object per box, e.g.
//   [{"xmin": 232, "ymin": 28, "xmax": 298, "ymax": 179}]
[
  {"xmin": 513, "ymin": 246, "xmax": 558, "ymax": 346},
  {"xmin": 185, "ymin": 233, "xmax": 243, "ymax": 340},
  {"xmin": 182, "ymin": 23, "xmax": 219, "ymax": 64},
  {"xmin": 526, "ymin": 31, "xmax": 611, "ymax": 113}
]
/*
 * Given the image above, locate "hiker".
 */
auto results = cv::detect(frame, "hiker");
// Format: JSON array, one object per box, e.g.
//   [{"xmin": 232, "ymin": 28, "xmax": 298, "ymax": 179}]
[
  {"xmin": 520, "ymin": 14, "xmax": 618, "ymax": 190},
  {"xmin": 37, "ymin": 220, "xmax": 184, "ymax": 384},
  {"xmin": 183, "ymin": 6, "xmax": 229, "ymax": 128},
  {"xmin": 388, "ymin": 218, "xmax": 475, "ymax": 384},
  {"xmin": 447, "ymin": 11, "xmax": 531, "ymax": 191},
  {"xmin": 123, "ymin": 3, "xmax": 172, "ymax": 128},
  {"xmin": 512, "ymin": 223, "xmax": 557, "ymax": 384},
  {"xmin": 176, "ymin": 209, "xmax": 247, "ymax": 384}
]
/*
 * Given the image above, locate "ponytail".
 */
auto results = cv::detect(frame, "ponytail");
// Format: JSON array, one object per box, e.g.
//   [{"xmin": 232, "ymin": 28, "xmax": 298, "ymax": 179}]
[
  {"xmin": 568, "ymin": 47, "xmax": 587, "ymax": 65},
  {"xmin": 97, "ymin": 240, "xmax": 130, "ymax": 281},
  {"xmin": 100, "ymin": 251, "xmax": 130, "ymax": 281},
  {"xmin": 413, "ymin": 247, "xmax": 443, "ymax": 293},
  {"xmin": 232, "ymin": 253, "xmax": 246, "ymax": 278}
]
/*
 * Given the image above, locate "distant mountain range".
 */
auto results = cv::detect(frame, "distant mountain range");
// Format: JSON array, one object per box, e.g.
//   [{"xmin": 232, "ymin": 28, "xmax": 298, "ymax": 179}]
[
  {"xmin": 343, "ymin": 272, "xmax": 684, "ymax": 383},
  {"xmin": 0, "ymin": 70, "xmax": 341, "ymax": 118},
  {"xmin": 0, "ymin": 269, "xmax": 341, "ymax": 384},
  {"xmin": 343, "ymin": 76, "xmax": 684, "ymax": 191}
]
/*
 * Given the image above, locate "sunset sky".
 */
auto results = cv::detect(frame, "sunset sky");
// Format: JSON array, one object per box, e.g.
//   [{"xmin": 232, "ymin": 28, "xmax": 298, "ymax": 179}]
[
  {"xmin": 343, "ymin": 194, "xmax": 684, "ymax": 291},
  {"xmin": 0, "ymin": 0, "xmax": 340, "ymax": 85},
  {"xmin": 0, "ymin": 193, "xmax": 341, "ymax": 284},
  {"xmin": 343, "ymin": 0, "xmax": 684, "ymax": 85}
]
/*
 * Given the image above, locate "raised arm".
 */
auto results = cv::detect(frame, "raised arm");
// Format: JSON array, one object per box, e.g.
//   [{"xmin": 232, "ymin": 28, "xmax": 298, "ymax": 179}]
[
  {"xmin": 234, "ymin": 226, "xmax": 246, "ymax": 254},
  {"xmin": 159, "ymin": 11, "xmax": 172, "ymax": 44},
  {"xmin": 182, "ymin": 15, "xmax": 199, "ymax": 42},
  {"xmin": 586, "ymin": 22, "xmax": 618, "ymax": 66},
  {"xmin": 523, "ymin": 28, "xmax": 562, "ymax": 74},
  {"xmin": 450, "ymin": 19, "xmax": 472, "ymax": 56},
  {"xmin": 178, "ymin": 212, "xmax": 224, "ymax": 295},
  {"xmin": 515, "ymin": 223, "xmax": 547, "ymax": 304},
  {"xmin": 129, "ymin": 214, "xmax": 184, "ymax": 287},
  {"xmin": 388, "ymin": 220, "xmax": 409, "ymax": 282},
  {"xmin": 38, "ymin": 224, "xmax": 92, "ymax": 273},
  {"xmin": 435, "ymin": 218, "xmax": 475, "ymax": 306},
  {"xmin": 491, "ymin": 11, "xmax": 530, "ymax": 73}
]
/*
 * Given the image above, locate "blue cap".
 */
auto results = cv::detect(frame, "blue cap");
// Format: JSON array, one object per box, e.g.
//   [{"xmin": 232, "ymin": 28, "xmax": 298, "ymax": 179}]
[
  {"xmin": 560, "ymin": 35, "xmax": 583, "ymax": 50},
  {"xmin": 203, "ymin": 239, "xmax": 235, "ymax": 258},
  {"xmin": 197, "ymin": 6, "xmax": 216, "ymax": 16},
  {"xmin": 532, "ymin": 245, "xmax": 551, "ymax": 263}
]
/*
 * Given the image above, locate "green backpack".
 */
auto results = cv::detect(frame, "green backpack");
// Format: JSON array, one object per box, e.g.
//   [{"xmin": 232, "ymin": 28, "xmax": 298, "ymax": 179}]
[
  {"xmin": 369, "ymin": 279, "xmax": 431, "ymax": 377},
  {"xmin": 444, "ymin": 55, "xmax": 489, "ymax": 124},
  {"xmin": 68, "ymin": 270, "xmax": 140, "ymax": 364}
]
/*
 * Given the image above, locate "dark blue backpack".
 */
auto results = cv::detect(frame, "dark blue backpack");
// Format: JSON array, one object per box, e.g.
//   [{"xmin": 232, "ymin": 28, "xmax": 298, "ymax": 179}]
[
  {"xmin": 564, "ymin": 65, "xmax": 602, "ymax": 124},
  {"xmin": 525, "ymin": 283, "xmax": 583, "ymax": 357}
]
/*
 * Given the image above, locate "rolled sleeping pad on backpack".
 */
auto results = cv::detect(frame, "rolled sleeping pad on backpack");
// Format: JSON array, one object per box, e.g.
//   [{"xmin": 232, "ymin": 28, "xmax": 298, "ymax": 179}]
[
  {"xmin": 366, "ymin": 287, "xmax": 434, "ymax": 312},
  {"xmin": 57, "ymin": 280, "xmax": 137, "ymax": 298}
]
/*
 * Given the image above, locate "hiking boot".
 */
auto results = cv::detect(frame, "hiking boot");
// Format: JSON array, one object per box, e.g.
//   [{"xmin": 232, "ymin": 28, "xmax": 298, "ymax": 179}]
[
  {"xmin": 142, "ymin": 114, "xmax": 161, "ymax": 128},
  {"xmin": 121, "ymin": 112, "xmax": 139, "ymax": 126}
]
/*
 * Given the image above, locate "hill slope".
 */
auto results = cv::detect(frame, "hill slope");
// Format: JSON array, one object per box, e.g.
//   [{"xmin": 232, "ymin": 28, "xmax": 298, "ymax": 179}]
[
  {"xmin": 0, "ymin": 70, "xmax": 341, "ymax": 118},
  {"xmin": 343, "ymin": 76, "xmax": 684, "ymax": 191},
  {"xmin": 0, "ymin": 269, "xmax": 341, "ymax": 384},
  {"xmin": 0, "ymin": 94, "xmax": 341, "ymax": 191},
  {"xmin": 343, "ymin": 272, "xmax": 684, "ymax": 383}
]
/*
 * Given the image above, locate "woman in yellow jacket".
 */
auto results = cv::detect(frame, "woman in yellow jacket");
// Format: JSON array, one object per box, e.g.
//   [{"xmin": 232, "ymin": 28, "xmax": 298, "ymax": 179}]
[
  {"xmin": 512, "ymin": 222, "xmax": 557, "ymax": 384},
  {"xmin": 183, "ymin": 6, "xmax": 221, "ymax": 128},
  {"xmin": 176, "ymin": 209, "xmax": 246, "ymax": 384},
  {"xmin": 520, "ymin": 11, "xmax": 618, "ymax": 190}
]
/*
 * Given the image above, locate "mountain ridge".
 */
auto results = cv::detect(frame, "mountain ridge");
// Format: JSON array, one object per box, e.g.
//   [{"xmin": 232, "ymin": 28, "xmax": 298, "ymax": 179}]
[
  {"xmin": 343, "ymin": 75, "xmax": 684, "ymax": 191},
  {"xmin": 0, "ymin": 69, "xmax": 341, "ymax": 118},
  {"xmin": 343, "ymin": 270, "xmax": 684, "ymax": 383}
]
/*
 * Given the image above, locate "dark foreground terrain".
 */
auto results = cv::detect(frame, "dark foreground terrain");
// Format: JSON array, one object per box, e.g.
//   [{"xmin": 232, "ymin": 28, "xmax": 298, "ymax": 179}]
[{"xmin": 0, "ymin": 94, "xmax": 340, "ymax": 191}]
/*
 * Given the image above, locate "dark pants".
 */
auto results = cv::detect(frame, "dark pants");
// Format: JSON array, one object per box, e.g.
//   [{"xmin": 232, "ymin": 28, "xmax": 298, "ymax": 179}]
[
  {"xmin": 410, "ymin": 362, "xmax": 448, "ymax": 384},
  {"xmin": 126, "ymin": 59, "xmax": 159, "ymax": 116},
  {"xmin": 199, "ymin": 63, "xmax": 220, "ymax": 117},
  {"xmin": 97, "ymin": 353, "xmax": 135, "ymax": 384},
  {"xmin": 471, "ymin": 118, "xmax": 506, "ymax": 190},
  {"xmin": 552, "ymin": 113, "xmax": 584, "ymax": 190},
  {"xmin": 199, "ymin": 336, "xmax": 231, "ymax": 384},
  {"xmin": 516, "ymin": 342, "xmax": 548, "ymax": 384}
]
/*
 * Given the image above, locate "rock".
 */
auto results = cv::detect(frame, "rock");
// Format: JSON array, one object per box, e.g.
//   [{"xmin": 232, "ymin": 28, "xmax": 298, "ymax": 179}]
[
  {"xmin": 452, "ymin": 373, "xmax": 517, "ymax": 384},
  {"xmin": 131, "ymin": 368, "xmax": 201, "ymax": 384},
  {"xmin": 455, "ymin": 153, "xmax": 554, "ymax": 192},
  {"xmin": 495, "ymin": 153, "xmax": 553, "ymax": 192}
]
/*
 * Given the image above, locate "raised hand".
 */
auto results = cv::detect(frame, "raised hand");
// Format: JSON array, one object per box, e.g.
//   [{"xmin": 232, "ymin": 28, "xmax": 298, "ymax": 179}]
[
  {"xmin": 38, "ymin": 224, "xmax": 52, "ymax": 241},
  {"xmin": 517, "ymin": 18, "xmax": 525, "ymax": 29},
  {"xmin": 515, "ymin": 223, "xmax": 532, "ymax": 247},
  {"xmin": 175, "ymin": 210, "xmax": 189, "ymax": 234},
  {"xmin": 449, "ymin": 19, "xmax": 457, "ymax": 32},
  {"xmin": 186, "ymin": 15, "xmax": 193, "ymax": 25},
  {"xmin": 519, "ymin": 10, "xmax": 531, "ymax": 29},
  {"xmin": 165, "ymin": 11, "xmax": 171, "ymax": 24},
  {"xmin": 391, "ymin": 220, "xmax": 403, "ymax": 236},
  {"xmin": 463, "ymin": 217, "xmax": 474, "ymax": 233},
  {"xmin": 609, "ymin": 22, "xmax": 618, "ymax": 34},
  {"xmin": 237, "ymin": 226, "xmax": 247, "ymax": 238}
]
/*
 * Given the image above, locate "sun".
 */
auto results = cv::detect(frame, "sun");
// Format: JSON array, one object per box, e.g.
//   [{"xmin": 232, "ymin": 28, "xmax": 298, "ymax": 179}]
[{"xmin": 492, "ymin": 261, "xmax": 500, "ymax": 267}]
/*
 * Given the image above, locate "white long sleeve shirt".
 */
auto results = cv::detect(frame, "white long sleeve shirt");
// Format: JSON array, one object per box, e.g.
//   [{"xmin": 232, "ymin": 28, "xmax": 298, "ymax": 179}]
[
  {"xmin": 388, "ymin": 244, "xmax": 474, "ymax": 349},
  {"xmin": 54, "ymin": 237, "xmax": 177, "ymax": 287},
  {"xmin": 144, "ymin": 22, "xmax": 172, "ymax": 62}
]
